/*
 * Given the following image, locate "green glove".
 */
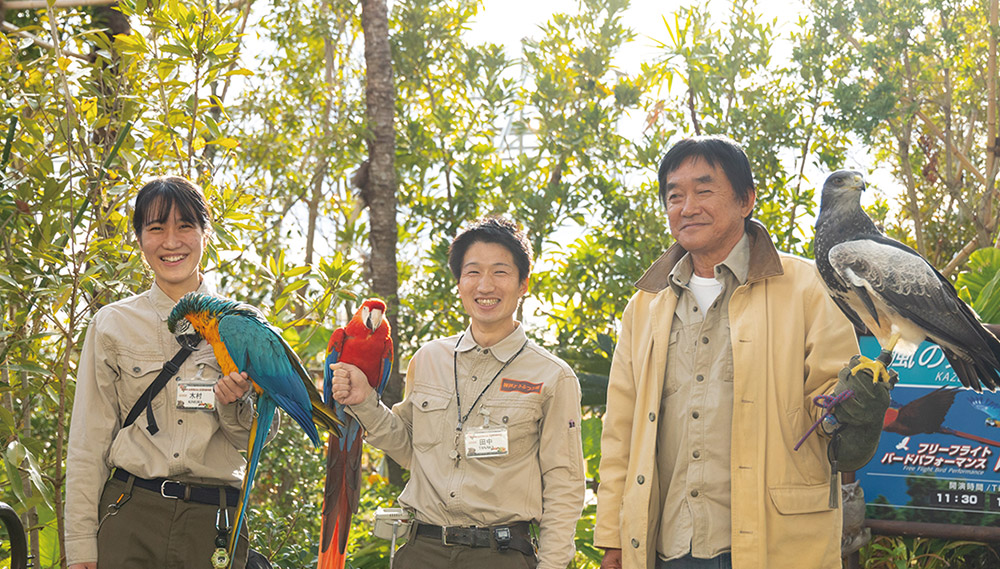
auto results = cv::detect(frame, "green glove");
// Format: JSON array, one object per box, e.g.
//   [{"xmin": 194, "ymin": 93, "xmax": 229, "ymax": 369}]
[{"xmin": 829, "ymin": 354, "xmax": 895, "ymax": 471}]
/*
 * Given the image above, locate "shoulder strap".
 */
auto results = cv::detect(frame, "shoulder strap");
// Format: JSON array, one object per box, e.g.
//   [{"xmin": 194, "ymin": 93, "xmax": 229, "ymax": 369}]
[{"xmin": 123, "ymin": 345, "xmax": 195, "ymax": 435}]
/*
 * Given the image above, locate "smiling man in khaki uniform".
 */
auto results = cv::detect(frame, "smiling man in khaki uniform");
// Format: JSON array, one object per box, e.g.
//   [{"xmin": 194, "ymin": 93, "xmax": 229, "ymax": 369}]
[{"xmin": 331, "ymin": 217, "xmax": 585, "ymax": 569}]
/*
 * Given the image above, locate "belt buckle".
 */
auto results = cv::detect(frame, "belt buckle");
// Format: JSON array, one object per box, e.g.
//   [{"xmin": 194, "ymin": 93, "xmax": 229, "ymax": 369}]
[
  {"xmin": 160, "ymin": 480, "xmax": 182, "ymax": 499},
  {"xmin": 441, "ymin": 526, "xmax": 452, "ymax": 547}
]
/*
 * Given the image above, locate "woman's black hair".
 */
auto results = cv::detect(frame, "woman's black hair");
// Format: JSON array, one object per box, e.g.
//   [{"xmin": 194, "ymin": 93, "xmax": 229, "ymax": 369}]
[{"xmin": 132, "ymin": 176, "xmax": 211, "ymax": 239}]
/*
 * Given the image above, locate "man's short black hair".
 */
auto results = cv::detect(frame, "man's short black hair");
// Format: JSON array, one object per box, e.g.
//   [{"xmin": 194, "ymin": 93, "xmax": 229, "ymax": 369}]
[
  {"xmin": 448, "ymin": 217, "xmax": 533, "ymax": 282},
  {"xmin": 133, "ymin": 176, "xmax": 211, "ymax": 240},
  {"xmin": 657, "ymin": 135, "xmax": 756, "ymax": 217}
]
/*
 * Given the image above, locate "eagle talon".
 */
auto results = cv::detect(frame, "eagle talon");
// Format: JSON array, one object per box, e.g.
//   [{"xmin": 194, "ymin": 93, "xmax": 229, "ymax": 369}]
[{"xmin": 851, "ymin": 356, "xmax": 893, "ymax": 384}]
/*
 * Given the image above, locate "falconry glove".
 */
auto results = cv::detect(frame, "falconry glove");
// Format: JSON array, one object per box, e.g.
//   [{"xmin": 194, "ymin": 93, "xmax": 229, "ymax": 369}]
[{"xmin": 829, "ymin": 354, "xmax": 895, "ymax": 471}]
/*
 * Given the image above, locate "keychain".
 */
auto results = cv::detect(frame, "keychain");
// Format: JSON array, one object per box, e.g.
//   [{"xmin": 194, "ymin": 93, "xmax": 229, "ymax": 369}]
[{"xmin": 211, "ymin": 503, "xmax": 232, "ymax": 568}]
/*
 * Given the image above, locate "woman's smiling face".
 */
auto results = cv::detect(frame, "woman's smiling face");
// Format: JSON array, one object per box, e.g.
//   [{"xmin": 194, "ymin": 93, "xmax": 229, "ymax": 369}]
[{"xmin": 138, "ymin": 201, "xmax": 207, "ymax": 300}]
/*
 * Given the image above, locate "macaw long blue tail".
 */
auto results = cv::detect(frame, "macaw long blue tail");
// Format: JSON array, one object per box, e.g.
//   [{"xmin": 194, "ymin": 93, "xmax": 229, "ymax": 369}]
[{"xmin": 228, "ymin": 396, "xmax": 276, "ymax": 567}]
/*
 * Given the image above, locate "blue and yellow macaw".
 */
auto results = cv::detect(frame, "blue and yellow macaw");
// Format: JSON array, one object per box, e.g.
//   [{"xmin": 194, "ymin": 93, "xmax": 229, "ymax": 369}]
[
  {"xmin": 166, "ymin": 292, "xmax": 342, "ymax": 567},
  {"xmin": 318, "ymin": 298, "xmax": 393, "ymax": 569}
]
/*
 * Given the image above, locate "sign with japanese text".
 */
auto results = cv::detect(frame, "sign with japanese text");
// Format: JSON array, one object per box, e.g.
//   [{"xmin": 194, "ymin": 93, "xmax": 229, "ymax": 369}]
[{"xmin": 856, "ymin": 336, "xmax": 1000, "ymax": 526}]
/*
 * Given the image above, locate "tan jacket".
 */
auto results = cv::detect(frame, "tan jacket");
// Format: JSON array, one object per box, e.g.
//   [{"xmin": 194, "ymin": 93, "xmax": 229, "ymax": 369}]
[
  {"xmin": 594, "ymin": 222, "xmax": 859, "ymax": 569},
  {"xmin": 350, "ymin": 325, "xmax": 585, "ymax": 569},
  {"xmin": 64, "ymin": 283, "xmax": 258, "ymax": 565}
]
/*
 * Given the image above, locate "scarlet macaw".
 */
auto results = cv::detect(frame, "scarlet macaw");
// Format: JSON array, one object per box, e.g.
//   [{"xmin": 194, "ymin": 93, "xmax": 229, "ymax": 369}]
[
  {"xmin": 166, "ymin": 292, "xmax": 342, "ymax": 567},
  {"xmin": 318, "ymin": 298, "xmax": 393, "ymax": 569}
]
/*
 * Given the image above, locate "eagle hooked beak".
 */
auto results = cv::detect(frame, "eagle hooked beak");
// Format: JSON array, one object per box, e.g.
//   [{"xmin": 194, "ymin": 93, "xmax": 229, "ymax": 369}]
[{"xmin": 846, "ymin": 172, "xmax": 866, "ymax": 192}]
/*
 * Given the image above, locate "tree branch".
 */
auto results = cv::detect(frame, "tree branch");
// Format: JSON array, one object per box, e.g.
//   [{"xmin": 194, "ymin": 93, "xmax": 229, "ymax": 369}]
[
  {"xmin": 4, "ymin": 0, "xmax": 117, "ymax": 8},
  {"xmin": 2, "ymin": 22, "xmax": 88, "ymax": 60}
]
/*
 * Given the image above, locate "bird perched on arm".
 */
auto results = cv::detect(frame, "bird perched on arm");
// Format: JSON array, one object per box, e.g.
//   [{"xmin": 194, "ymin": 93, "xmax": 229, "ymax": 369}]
[
  {"xmin": 318, "ymin": 298, "xmax": 393, "ymax": 569},
  {"xmin": 815, "ymin": 170, "xmax": 1000, "ymax": 391},
  {"xmin": 167, "ymin": 292, "xmax": 342, "ymax": 567}
]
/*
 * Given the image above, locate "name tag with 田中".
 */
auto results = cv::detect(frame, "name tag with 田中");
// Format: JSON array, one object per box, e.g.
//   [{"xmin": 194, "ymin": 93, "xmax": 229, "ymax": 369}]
[{"xmin": 464, "ymin": 427, "xmax": 509, "ymax": 458}]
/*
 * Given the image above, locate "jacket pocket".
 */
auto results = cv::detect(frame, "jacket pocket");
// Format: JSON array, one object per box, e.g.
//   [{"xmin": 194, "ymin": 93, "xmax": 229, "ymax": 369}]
[
  {"xmin": 117, "ymin": 353, "xmax": 166, "ymax": 419},
  {"xmin": 411, "ymin": 391, "xmax": 452, "ymax": 452},
  {"xmin": 767, "ymin": 483, "xmax": 834, "ymax": 514}
]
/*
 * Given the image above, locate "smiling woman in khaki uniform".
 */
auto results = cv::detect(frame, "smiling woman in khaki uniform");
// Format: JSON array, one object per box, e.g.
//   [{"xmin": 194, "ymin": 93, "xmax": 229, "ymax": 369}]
[
  {"xmin": 64, "ymin": 177, "xmax": 267, "ymax": 569},
  {"xmin": 330, "ymin": 217, "xmax": 586, "ymax": 569}
]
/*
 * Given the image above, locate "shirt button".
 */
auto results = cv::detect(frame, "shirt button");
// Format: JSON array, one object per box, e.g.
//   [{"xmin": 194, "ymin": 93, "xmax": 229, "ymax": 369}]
[
  {"xmin": 693, "ymin": 306, "xmax": 699, "ymax": 312},
  {"xmin": 421, "ymin": 401, "xmax": 428, "ymax": 408},
  {"xmin": 637, "ymin": 475, "xmax": 645, "ymax": 484},
  {"xmin": 692, "ymin": 411, "xmax": 700, "ymax": 419},
  {"xmin": 483, "ymin": 349, "xmax": 490, "ymax": 355},
  {"xmin": 177, "ymin": 419, "xmax": 183, "ymax": 425},
  {"xmin": 472, "ymin": 375, "xmax": 478, "ymax": 381},
  {"xmin": 631, "ymin": 538, "xmax": 640, "ymax": 548},
  {"xmin": 133, "ymin": 366, "xmax": 141, "ymax": 373},
  {"xmin": 450, "ymin": 491, "xmax": 456, "ymax": 497},
  {"xmin": 701, "ymin": 337, "xmax": 709, "ymax": 344},
  {"xmin": 649, "ymin": 412, "xmax": 656, "ymax": 422},
  {"xmin": 502, "ymin": 416, "xmax": 509, "ymax": 423},
  {"xmin": 696, "ymin": 374, "xmax": 704, "ymax": 382},
  {"xmin": 693, "ymin": 450, "xmax": 701, "ymax": 459},
  {"xmin": 173, "ymin": 453, "xmax": 180, "ymax": 458},
  {"xmin": 691, "ymin": 489, "xmax": 699, "ymax": 497}
]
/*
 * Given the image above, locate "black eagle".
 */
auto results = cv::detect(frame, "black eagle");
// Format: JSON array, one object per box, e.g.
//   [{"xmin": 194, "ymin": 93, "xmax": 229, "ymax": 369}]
[{"xmin": 814, "ymin": 170, "xmax": 1000, "ymax": 392}]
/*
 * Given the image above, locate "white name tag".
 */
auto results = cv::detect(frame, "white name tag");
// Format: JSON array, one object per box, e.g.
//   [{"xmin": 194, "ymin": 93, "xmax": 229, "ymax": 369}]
[
  {"xmin": 464, "ymin": 427, "xmax": 509, "ymax": 458},
  {"xmin": 176, "ymin": 379, "xmax": 216, "ymax": 410}
]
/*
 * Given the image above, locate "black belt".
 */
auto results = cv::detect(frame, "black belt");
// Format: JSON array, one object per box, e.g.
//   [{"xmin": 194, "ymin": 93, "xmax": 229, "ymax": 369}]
[
  {"xmin": 415, "ymin": 521, "xmax": 535, "ymax": 555},
  {"xmin": 112, "ymin": 469, "xmax": 240, "ymax": 506}
]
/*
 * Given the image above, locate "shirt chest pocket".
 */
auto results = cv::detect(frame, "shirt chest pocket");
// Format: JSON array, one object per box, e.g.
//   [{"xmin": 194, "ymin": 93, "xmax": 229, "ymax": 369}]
[
  {"xmin": 663, "ymin": 329, "xmax": 681, "ymax": 398},
  {"xmin": 118, "ymin": 354, "xmax": 166, "ymax": 418},
  {"xmin": 484, "ymin": 399, "xmax": 540, "ymax": 459},
  {"xmin": 411, "ymin": 391, "xmax": 452, "ymax": 452}
]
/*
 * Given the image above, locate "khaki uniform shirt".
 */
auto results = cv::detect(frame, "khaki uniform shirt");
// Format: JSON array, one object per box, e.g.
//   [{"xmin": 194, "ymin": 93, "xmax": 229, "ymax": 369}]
[
  {"xmin": 64, "ymin": 282, "xmax": 260, "ymax": 565},
  {"xmin": 656, "ymin": 234, "xmax": 749, "ymax": 561},
  {"xmin": 350, "ymin": 325, "xmax": 586, "ymax": 569}
]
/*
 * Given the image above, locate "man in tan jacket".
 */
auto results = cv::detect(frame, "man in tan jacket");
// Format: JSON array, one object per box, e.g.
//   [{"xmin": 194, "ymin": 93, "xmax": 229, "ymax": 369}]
[{"xmin": 594, "ymin": 136, "xmax": 879, "ymax": 569}]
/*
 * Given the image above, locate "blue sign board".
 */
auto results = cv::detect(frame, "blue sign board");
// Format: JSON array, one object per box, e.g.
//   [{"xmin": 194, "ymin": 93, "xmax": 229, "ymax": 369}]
[{"xmin": 856, "ymin": 336, "xmax": 1000, "ymax": 525}]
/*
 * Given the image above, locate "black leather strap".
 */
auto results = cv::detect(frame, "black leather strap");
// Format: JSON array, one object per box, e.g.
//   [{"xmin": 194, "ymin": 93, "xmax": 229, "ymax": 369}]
[
  {"xmin": 415, "ymin": 522, "xmax": 534, "ymax": 555},
  {"xmin": 112, "ymin": 469, "xmax": 239, "ymax": 506},
  {"xmin": 122, "ymin": 339, "xmax": 196, "ymax": 435}
]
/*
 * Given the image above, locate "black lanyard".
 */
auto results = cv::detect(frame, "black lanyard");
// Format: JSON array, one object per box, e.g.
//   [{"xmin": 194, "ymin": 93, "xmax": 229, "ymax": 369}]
[{"xmin": 452, "ymin": 333, "xmax": 528, "ymax": 431}]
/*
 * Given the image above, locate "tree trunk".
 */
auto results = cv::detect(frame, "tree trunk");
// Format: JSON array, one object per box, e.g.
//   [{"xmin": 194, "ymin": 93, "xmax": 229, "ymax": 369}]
[{"xmin": 360, "ymin": 0, "xmax": 403, "ymax": 486}]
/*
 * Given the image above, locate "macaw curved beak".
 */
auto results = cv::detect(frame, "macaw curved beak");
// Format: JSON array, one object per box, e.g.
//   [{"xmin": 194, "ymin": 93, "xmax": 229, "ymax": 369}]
[{"xmin": 366, "ymin": 309, "xmax": 384, "ymax": 333}]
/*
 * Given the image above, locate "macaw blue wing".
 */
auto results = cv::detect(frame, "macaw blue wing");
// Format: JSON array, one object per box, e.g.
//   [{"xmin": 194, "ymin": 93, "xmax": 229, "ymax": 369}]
[
  {"xmin": 218, "ymin": 314, "xmax": 321, "ymax": 446},
  {"xmin": 376, "ymin": 351, "xmax": 391, "ymax": 397}
]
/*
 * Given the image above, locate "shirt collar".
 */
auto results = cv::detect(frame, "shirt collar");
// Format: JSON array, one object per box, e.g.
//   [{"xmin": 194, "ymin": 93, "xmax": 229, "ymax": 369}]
[
  {"xmin": 456, "ymin": 324, "xmax": 528, "ymax": 362},
  {"xmin": 667, "ymin": 232, "xmax": 750, "ymax": 295},
  {"xmin": 147, "ymin": 279, "xmax": 215, "ymax": 321},
  {"xmin": 635, "ymin": 219, "xmax": 784, "ymax": 293}
]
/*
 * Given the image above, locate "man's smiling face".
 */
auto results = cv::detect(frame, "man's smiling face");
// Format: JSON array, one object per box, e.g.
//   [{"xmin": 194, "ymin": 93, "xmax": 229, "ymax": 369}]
[{"xmin": 457, "ymin": 241, "xmax": 528, "ymax": 340}]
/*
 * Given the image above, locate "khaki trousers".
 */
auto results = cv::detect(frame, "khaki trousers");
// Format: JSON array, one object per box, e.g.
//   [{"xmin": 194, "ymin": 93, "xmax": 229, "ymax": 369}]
[
  {"xmin": 394, "ymin": 531, "xmax": 538, "ymax": 569},
  {"xmin": 96, "ymin": 475, "xmax": 249, "ymax": 569}
]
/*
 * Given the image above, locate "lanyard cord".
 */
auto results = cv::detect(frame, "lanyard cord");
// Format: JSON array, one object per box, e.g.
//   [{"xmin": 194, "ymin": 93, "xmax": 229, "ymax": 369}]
[{"xmin": 452, "ymin": 333, "xmax": 529, "ymax": 431}]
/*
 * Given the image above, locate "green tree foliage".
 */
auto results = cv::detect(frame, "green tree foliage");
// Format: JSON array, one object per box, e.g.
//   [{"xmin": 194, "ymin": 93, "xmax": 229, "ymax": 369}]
[
  {"xmin": 6, "ymin": 0, "xmax": 1000, "ymax": 567},
  {"xmin": 804, "ymin": 0, "xmax": 1000, "ymax": 271},
  {"xmin": 645, "ymin": 0, "xmax": 851, "ymax": 256}
]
